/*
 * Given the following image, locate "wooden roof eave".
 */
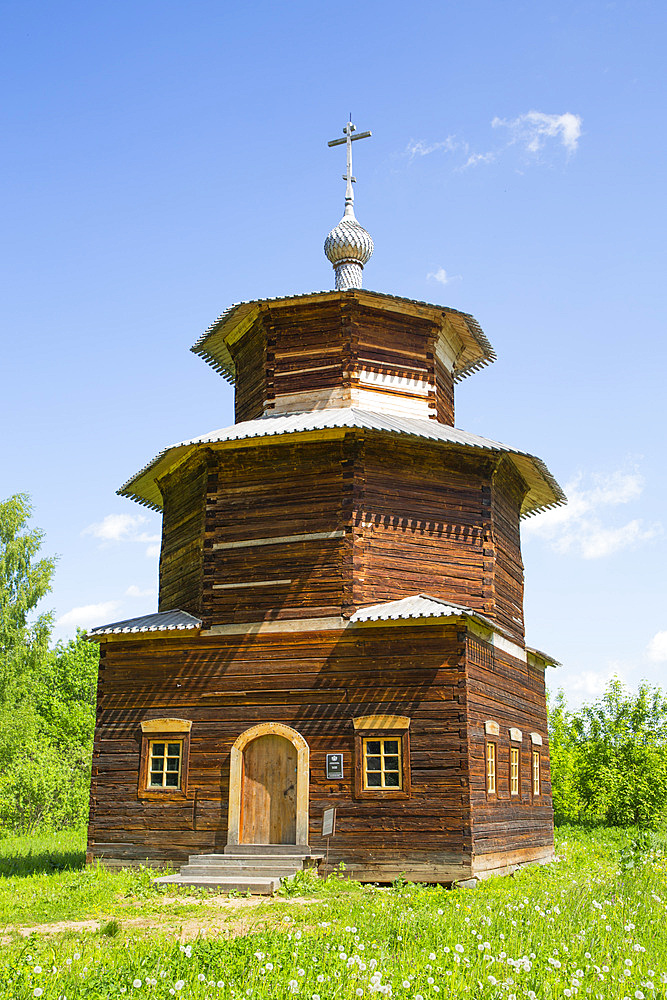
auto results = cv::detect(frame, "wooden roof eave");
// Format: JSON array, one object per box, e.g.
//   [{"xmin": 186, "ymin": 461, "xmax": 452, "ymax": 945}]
[
  {"xmin": 189, "ymin": 290, "xmax": 495, "ymax": 383},
  {"xmin": 117, "ymin": 420, "xmax": 565, "ymax": 518}
]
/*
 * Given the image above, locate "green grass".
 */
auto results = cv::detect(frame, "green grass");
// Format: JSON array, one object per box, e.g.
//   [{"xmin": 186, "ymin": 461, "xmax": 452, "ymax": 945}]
[{"xmin": 0, "ymin": 826, "xmax": 664, "ymax": 998}]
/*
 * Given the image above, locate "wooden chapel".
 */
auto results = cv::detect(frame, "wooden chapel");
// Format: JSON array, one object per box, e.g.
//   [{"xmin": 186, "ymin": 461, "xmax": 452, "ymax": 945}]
[{"xmin": 87, "ymin": 122, "xmax": 565, "ymax": 888}]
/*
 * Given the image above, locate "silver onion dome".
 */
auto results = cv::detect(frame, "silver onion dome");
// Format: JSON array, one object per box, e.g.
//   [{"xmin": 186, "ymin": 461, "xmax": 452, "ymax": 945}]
[
  {"xmin": 326, "ymin": 120, "xmax": 374, "ymax": 291},
  {"xmin": 324, "ymin": 215, "xmax": 374, "ymax": 290}
]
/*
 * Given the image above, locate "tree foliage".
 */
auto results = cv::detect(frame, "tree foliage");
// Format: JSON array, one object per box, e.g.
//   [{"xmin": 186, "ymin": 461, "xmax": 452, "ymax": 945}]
[
  {"xmin": 0, "ymin": 495, "xmax": 97, "ymax": 834},
  {"xmin": 0, "ymin": 493, "xmax": 56, "ymax": 704},
  {"xmin": 549, "ymin": 679, "xmax": 667, "ymax": 828}
]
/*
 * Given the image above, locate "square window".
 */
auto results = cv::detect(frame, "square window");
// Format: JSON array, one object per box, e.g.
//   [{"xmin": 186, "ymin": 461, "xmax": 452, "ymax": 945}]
[
  {"xmin": 148, "ymin": 739, "xmax": 183, "ymax": 789},
  {"xmin": 362, "ymin": 737, "xmax": 403, "ymax": 790}
]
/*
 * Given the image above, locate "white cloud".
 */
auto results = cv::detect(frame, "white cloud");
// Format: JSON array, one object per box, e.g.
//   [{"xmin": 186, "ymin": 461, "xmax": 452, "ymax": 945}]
[
  {"xmin": 83, "ymin": 513, "xmax": 148, "ymax": 542},
  {"xmin": 524, "ymin": 469, "xmax": 661, "ymax": 559},
  {"xmin": 576, "ymin": 519, "xmax": 658, "ymax": 560},
  {"xmin": 567, "ymin": 665, "xmax": 624, "ymax": 698},
  {"xmin": 461, "ymin": 151, "xmax": 497, "ymax": 169},
  {"xmin": 125, "ymin": 585, "xmax": 157, "ymax": 599},
  {"xmin": 406, "ymin": 110, "xmax": 582, "ymax": 174},
  {"xmin": 426, "ymin": 267, "xmax": 461, "ymax": 286},
  {"xmin": 492, "ymin": 110, "xmax": 583, "ymax": 155},
  {"xmin": 56, "ymin": 600, "xmax": 121, "ymax": 630},
  {"xmin": 83, "ymin": 513, "xmax": 159, "ymax": 557},
  {"xmin": 647, "ymin": 631, "xmax": 667, "ymax": 663},
  {"xmin": 406, "ymin": 136, "xmax": 460, "ymax": 161}
]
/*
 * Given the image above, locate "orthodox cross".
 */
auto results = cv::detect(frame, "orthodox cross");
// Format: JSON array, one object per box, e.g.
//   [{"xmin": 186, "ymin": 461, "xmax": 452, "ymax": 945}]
[{"xmin": 328, "ymin": 119, "xmax": 372, "ymax": 217}]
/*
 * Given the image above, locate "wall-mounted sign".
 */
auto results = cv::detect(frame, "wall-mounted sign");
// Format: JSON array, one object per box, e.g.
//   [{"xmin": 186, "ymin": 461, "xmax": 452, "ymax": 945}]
[
  {"xmin": 326, "ymin": 753, "xmax": 344, "ymax": 780},
  {"xmin": 322, "ymin": 807, "xmax": 336, "ymax": 838}
]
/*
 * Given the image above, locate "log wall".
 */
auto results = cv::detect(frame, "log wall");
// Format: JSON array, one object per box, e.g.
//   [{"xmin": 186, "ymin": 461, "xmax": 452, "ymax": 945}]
[
  {"xmin": 465, "ymin": 631, "xmax": 554, "ymax": 872},
  {"xmin": 157, "ymin": 454, "xmax": 207, "ymax": 616},
  {"xmin": 490, "ymin": 458, "xmax": 528, "ymax": 641},
  {"xmin": 222, "ymin": 298, "xmax": 456, "ymax": 424},
  {"xmin": 88, "ymin": 623, "xmax": 474, "ymax": 881},
  {"xmin": 156, "ymin": 434, "xmax": 527, "ymax": 643},
  {"xmin": 201, "ymin": 438, "xmax": 350, "ymax": 625}
]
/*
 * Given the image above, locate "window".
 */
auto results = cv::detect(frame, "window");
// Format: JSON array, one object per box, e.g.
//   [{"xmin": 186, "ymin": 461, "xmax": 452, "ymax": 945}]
[
  {"xmin": 352, "ymin": 717, "xmax": 411, "ymax": 799},
  {"xmin": 363, "ymin": 738, "xmax": 402, "ymax": 789},
  {"xmin": 510, "ymin": 746, "xmax": 520, "ymax": 796},
  {"xmin": 486, "ymin": 742, "xmax": 497, "ymax": 794},
  {"xmin": 148, "ymin": 740, "xmax": 183, "ymax": 789},
  {"xmin": 138, "ymin": 718, "xmax": 191, "ymax": 799},
  {"xmin": 532, "ymin": 750, "xmax": 540, "ymax": 796}
]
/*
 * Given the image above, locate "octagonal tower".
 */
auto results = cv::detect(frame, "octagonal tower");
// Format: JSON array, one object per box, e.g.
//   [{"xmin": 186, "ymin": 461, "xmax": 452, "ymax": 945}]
[{"xmin": 87, "ymin": 123, "xmax": 564, "ymax": 885}]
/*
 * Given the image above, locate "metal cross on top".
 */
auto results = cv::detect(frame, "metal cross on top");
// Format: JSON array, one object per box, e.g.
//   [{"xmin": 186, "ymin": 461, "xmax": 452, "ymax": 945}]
[{"xmin": 328, "ymin": 119, "xmax": 372, "ymax": 218}]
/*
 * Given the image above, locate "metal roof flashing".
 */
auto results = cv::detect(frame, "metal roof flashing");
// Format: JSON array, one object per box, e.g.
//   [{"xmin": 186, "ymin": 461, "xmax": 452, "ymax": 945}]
[
  {"xmin": 117, "ymin": 409, "xmax": 566, "ymax": 518},
  {"xmin": 87, "ymin": 609, "xmax": 202, "ymax": 639}
]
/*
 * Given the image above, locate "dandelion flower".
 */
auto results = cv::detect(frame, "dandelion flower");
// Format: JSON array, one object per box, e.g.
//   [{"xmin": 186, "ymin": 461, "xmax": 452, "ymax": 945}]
[{"xmin": 33, "ymin": 991, "xmax": 43, "ymax": 998}]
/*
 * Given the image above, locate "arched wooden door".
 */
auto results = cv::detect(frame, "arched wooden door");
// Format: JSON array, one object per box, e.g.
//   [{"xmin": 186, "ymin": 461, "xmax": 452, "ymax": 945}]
[{"xmin": 240, "ymin": 734, "xmax": 297, "ymax": 844}]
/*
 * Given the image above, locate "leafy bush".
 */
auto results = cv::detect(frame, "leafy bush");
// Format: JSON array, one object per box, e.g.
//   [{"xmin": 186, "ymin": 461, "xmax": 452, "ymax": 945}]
[{"xmin": 549, "ymin": 679, "xmax": 667, "ymax": 828}]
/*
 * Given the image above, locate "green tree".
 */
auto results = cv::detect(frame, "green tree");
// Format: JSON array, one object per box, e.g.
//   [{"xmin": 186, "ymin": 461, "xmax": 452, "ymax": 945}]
[
  {"xmin": 0, "ymin": 496, "xmax": 98, "ymax": 834},
  {"xmin": 36, "ymin": 629, "xmax": 98, "ymax": 749},
  {"xmin": 547, "ymin": 690, "xmax": 582, "ymax": 824},
  {"xmin": 574, "ymin": 679, "xmax": 667, "ymax": 828},
  {"xmin": 0, "ymin": 493, "xmax": 56, "ymax": 703}
]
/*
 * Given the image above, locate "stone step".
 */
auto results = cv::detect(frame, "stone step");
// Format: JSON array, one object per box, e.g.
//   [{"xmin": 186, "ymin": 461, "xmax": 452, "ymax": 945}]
[
  {"xmin": 188, "ymin": 852, "xmax": 317, "ymax": 867},
  {"xmin": 223, "ymin": 844, "xmax": 317, "ymax": 857},
  {"xmin": 154, "ymin": 873, "xmax": 282, "ymax": 894},
  {"xmin": 180, "ymin": 863, "xmax": 303, "ymax": 878}
]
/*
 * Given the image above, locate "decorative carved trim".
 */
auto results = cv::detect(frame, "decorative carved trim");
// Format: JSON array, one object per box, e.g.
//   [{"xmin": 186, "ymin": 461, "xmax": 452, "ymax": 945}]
[
  {"xmin": 353, "ymin": 714, "xmax": 411, "ymax": 731},
  {"xmin": 509, "ymin": 727, "xmax": 523, "ymax": 742},
  {"xmin": 484, "ymin": 720, "xmax": 500, "ymax": 736},
  {"xmin": 141, "ymin": 718, "xmax": 192, "ymax": 734},
  {"xmin": 227, "ymin": 723, "xmax": 310, "ymax": 847},
  {"xmin": 530, "ymin": 732, "xmax": 543, "ymax": 746}
]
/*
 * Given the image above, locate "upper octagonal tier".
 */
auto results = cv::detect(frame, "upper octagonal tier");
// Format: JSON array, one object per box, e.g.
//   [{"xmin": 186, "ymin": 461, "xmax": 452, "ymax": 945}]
[{"xmin": 191, "ymin": 289, "xmax": 495, "ymax": 425}]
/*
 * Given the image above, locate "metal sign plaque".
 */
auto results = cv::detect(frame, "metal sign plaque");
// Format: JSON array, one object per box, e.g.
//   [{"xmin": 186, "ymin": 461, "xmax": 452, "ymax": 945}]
[
  {"xmin": 322, "ymin": 807, "xmax": 336, "ymax": 838},
  {"xmin": 326, "ymin": 753, "xmax": 344, "ymax": 780}
]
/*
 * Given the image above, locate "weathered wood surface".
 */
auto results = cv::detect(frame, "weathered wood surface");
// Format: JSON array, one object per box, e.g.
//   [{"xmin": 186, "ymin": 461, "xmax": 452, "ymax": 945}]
[
  {"xmin": 88, "ymin": 622, "xmax": 553, "ymax": 878},
  {"xmin": 224, "ymin": 296, "xmax": 454, "ymax": 424},
  {"xmin": 157, "ymin": 454, "xmax": 207, "ymax": 616},
  {"xmin": 465, "ymin": 632, "xmax": 554, "ymax": 862},
  {"xmin": 156, "ymin": 434, "xmax": 528, "ymax": 643},
  {"xmin": 240, "ymin": 734, "xmax": 297, "ymax": 845}
]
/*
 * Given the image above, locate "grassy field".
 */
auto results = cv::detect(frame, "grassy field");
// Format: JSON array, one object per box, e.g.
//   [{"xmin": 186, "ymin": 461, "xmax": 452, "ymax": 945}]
[{"xmin": 0, "ymin": 827, "xmax": 664, "ymax": 998}]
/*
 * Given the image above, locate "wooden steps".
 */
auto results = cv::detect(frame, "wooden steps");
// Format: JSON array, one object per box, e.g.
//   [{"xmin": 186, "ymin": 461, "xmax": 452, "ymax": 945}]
[{"xmin": 154, "ymin": 846, "xmax": 323, "ymax": 895}]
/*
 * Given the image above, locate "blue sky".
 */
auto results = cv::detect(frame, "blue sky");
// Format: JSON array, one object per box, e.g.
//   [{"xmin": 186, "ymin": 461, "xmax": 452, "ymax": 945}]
[{"xmin": 2, "ymin": 0, "xmax": 666, "ymax": 707}]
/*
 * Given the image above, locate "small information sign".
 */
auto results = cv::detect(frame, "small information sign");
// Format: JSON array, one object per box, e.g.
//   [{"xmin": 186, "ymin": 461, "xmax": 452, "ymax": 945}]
[
  {"xmin": 322, "ymin": 807, "xmax": 336, "ymax": 838},
  {"xmin": 326, "ymin": 753, "xmax": 344, "ymax": 780}
]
